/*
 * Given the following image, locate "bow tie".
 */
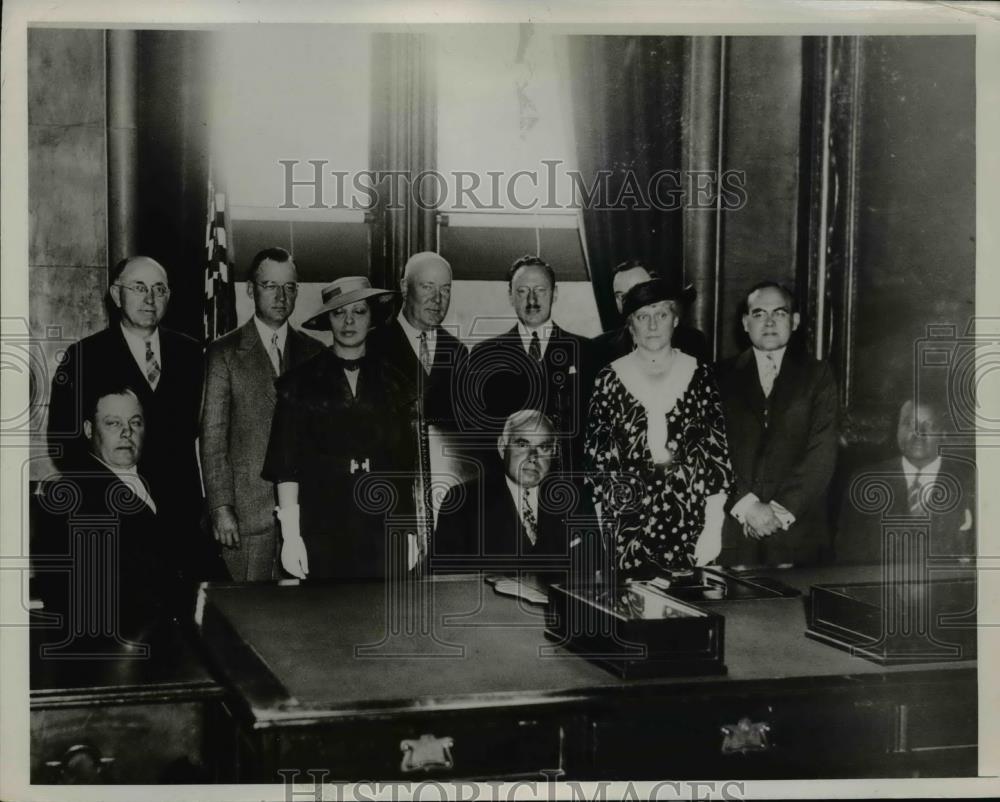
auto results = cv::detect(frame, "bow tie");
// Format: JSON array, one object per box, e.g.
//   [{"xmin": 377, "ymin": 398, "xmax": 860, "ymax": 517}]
[{"xmin": 341, "ymin": 358, "xmax": 362, "ymax": 372}]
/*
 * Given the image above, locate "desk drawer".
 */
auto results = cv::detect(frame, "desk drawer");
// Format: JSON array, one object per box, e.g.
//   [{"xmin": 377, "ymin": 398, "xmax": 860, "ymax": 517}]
[
  {"xmin": 255, "ymin": 710, "xmax": 572, "ymax": 782},
  {"xmin": 31, "ymin": 700, "xmax": 216, "ymax": 783},
  {"xmin": 591, "ymin": 690, "xmax": 895, "ymax": 779}
]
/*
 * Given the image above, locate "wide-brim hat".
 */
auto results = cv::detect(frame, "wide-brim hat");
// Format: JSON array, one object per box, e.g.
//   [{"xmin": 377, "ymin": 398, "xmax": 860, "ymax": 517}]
[
  {"xmin": 303, "ymin": 276, "xmax": 396, "ymax": 331},
  {"xmin": 621, "ymin": 278, "xmax": 696, "ymax": 318}
]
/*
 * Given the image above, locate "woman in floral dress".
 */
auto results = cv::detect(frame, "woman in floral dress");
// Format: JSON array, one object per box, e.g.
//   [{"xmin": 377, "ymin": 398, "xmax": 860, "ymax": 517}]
[{"xmin": 585, "ymin": 279, "xmax": 733, "ymax": 581}]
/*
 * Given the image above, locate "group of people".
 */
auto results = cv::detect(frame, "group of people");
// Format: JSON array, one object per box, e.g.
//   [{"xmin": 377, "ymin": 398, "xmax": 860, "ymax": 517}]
[{"xmin": 38, "ymin": 247, "xmax": 975, "ymax": 635}]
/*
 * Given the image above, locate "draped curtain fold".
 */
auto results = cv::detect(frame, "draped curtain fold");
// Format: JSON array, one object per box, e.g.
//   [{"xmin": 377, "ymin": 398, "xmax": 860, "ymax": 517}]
[
  {"xmin": 566, "ymin": 36, "xmax": 685, "ymax": 332},
  {"xmin": 369, "ymin": 33, "xmax": 439, "ymax": 292},
  {"xmin": 134, "ymin": 31, "xmax": 211, "ymax": 341}
]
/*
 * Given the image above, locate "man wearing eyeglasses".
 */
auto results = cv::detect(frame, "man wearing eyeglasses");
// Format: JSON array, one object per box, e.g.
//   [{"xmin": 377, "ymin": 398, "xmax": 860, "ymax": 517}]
[
  {"xmin": 716, "ymin": 281, "xmax": 839, "ymax": 569},
  {"xmin": 432, "ymin": 409, "xmax": 603, "ymax": 584},
  {"xmin": 48, "ymin": 256, "xmax": 223, "ymax": 582},
  {"xmin": 200, "ymin": 248, "xmax": 323, "ymax": 581},
  {"xmin": 463, "ymin": 255, "xmax": 592, "ymax": 473}
]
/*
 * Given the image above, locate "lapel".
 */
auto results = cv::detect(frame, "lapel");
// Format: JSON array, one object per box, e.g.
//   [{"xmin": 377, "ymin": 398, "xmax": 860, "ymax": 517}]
[
  {"xmin": 766, "ymin": 348, "xmax": 805, "ymax": 421},
  {"xmin": 90, "ymin": 455, "xmax": 158, "ymax": 517},
  {"xmin": 735, "ymin": 348, "xmax": 767, "ymax": 426},
  {"xmin": 111, "ymin": 326, "xmax": 156, "ymax": 401},
  {"xmin": 388, "ymin": 319, "xmax": 421, "ymax": 374},
  {"xmin": 431, "ymin": 326, "xmax": 455, "ymax": 374},
  {"xmin": 237, "ymin": 319, "xmax": 278, "ymax": 400}
]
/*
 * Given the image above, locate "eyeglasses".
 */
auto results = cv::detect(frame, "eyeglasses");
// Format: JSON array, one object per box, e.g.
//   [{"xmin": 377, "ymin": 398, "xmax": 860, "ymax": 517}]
[
  {"xmin": 509, "ymin": 437, "xmax": 557, "ymax": 456},
  {"xmin": 115, "ymin": 282, "xmax": 170, "ymax": 299},
  {"xmin": 255, "ymin": 281, "xmax": 299, "ymax": 295}
]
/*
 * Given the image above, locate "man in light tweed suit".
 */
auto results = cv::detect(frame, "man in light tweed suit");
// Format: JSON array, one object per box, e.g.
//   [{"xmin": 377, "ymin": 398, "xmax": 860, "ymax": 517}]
[{"xmin": 200, "ymin": 248, "xmax": 323, "ymax": 580}]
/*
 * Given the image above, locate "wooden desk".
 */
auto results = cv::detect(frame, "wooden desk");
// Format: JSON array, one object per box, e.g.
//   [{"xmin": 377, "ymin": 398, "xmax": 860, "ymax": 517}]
[
  {"xmin": 30, "ymin": 622, "xmax": 225, "ymax": 784},
  {"xmin": 196, "ymin": 567, "xmax": 976, "ymax": 781}
]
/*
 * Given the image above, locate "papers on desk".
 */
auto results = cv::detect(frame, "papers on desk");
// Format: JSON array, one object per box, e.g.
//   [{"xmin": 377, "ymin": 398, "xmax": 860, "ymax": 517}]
[{"xmin": 484, "ymin": 575, "xmax": 549, "ymax": 605}]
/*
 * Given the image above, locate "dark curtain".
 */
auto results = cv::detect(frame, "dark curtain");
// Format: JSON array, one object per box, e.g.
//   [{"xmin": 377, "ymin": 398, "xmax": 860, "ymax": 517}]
[
  {"xmin": 369, "ymin": 33, "xmax": 438, "ymax": 292},
  {"xmin": 134, "ymin": 30, "xmax": 210, "ymax": 341},
  {"xmin": 567, "ymin": 36, "xmax": 685, "ymax": 332}
]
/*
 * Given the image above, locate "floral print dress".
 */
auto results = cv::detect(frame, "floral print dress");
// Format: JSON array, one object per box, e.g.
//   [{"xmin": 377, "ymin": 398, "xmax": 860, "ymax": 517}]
[{"xmin": 585, "ymin": 358, "xmax": 734, "ymax": 579}]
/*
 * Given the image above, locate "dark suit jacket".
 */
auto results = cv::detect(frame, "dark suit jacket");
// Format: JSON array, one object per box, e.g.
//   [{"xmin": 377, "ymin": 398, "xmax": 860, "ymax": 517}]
[
  {"xmin": 835, "ymin": 455, "xmax": 976, "ymax": 564},
  {"xmin": 200, "ymin": 320, "xmax": 324, "ymax": 538},
  {"xmin": 47, "ymin": 325, "xmax": 205, "ymax": 528},
  {"xmin": 33, "ymin": 458, "xmax": 209, "ymax": 638},
  {"xmin": 432, "ymin": 468, "xmax": 604, "ymax": 585},
  {"xmin": 465, "ymin": 324, "xmax": 591, "ymax": 470},
  {"xmin": 716, "ymin": 346, "xmax": 839, "ymax": 566},
  {"xmin": 366, "ymin": 318, "xmax": 470, "ymax": 429}
]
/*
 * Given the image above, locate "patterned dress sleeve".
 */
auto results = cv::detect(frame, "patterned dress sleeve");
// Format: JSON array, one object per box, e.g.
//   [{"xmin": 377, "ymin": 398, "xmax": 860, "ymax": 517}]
[
  {"xmin": 583, "ymin": 366, "xmax": 620, "ymax": 508},
  {"xmin": 686, "ymin": 363, "xmax": 734, "ymax": 497}
]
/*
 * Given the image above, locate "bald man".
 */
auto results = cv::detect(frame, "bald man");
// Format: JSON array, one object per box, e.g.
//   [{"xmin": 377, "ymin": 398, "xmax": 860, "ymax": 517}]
[
  {"xmin": 366, "ymin": 251, "xmax": 470, "ymax": 427},
  {"xmin": 48, "ymin": 256, "xmax": 222, "ymax": 580}
]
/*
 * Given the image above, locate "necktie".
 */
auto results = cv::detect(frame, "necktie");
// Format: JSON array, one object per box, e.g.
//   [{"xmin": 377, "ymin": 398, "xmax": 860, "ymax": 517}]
[
  {"xmin": 908, "ymin": 474, "xmax": 925, "ymax": 516},
  {"xmin": 418, "ymin": 331, "xmax": 432, "ymax": 375},
  {"xmin": 521, "ymin": 487, "xmax": 538, "ymax": 547},
  {"xmin": 144, "ymin": 340, "xmax": 161, "ymax": 388},
  {"xmin": 760, "ymin": 352, "xmax": 778, "ymax": 398},
  {"xmin": 529, "ymin": 331, "xmax": 542, "ymax": 363},
  {"xmin": 270, "ymin": 332, "xmax": 283, "ymax": 375}
]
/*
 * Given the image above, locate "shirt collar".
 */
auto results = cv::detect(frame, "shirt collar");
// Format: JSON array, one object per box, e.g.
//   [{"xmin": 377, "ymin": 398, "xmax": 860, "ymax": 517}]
[
  {"xmin": 93, "ymin": 454, "xmax": 139, "ymax": 479},
  {"xmin": 505, "ymin": 474, "xmax": 537, "ymax": 507},
  {"xmin": 253, "ymin": 316, "xmax": 289, "ymax": 350},
  {"xmin": 397, "ymin": 311, "xmax": 437, "ymax": 344},
  {"xmin": 517, "ymin": 320, "xmax": 554, "ymax": 352},
  {"xmin": 752, "ymin": 345, "xmax": 786, "ymax": 372},
  {"xmin": 901, "ymin": 455, "xmax": 942, "ymax": 482},
  {"xmin": 120, "ymin": 322, "xmax": 160, "ymax": 353}
]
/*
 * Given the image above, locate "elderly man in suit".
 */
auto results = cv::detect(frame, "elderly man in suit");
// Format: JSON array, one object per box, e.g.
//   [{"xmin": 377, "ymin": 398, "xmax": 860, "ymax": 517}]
[
  {"xmin": 36, "ymin": 385, "xmax": 201, "ymax": 640},
  {"xmin": 366, "ymin": 251, "xmax": 469, "ymax": 428},
  {"xmin": 836, "ymin": 398, "xmax": 975, "ymax": 564},
  {"xmin": 200, "ymin": 248, "xmax": 323, "ymax": 581},
  {"xmin": 47, "ymin": 256, "xmax": 215, "ymax": 577},
  {"xmin": 432, "ymin": 409, "xmax": 603, "ymax": 585},
  {"xmin": 590, "ymin": 259, "xmax": 710, "ymax": 371},
  {"xmin": 716, "ymin": 281, "xmax": 839, "ymax": 568},
  {"xmin": 464, "ymin": 256, "xmax": 591, "ymax": 471}
]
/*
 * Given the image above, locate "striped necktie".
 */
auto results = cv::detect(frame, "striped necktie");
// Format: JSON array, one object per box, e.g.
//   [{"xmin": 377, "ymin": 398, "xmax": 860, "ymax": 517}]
[
  {"xmin": 144, "ymin": 339, "xmax": 161, "ymax": 388},
  {"xmin": 908, "ymin": 474, "xmax": 925, "ymax": 516},
  {"xmin": 418, "ymin": 331, "xmax": 432, "ymax": 375},
  {"xmin": 521, "ymin": 487, "xmax": 538, "ymax": 547},
  {"xmin": 529, "ymin": 331, "xmax": 542, "ymax": 363},
  {"xmin": 270, "ymin": 332, "xmax": 283, "ymax": 375}
]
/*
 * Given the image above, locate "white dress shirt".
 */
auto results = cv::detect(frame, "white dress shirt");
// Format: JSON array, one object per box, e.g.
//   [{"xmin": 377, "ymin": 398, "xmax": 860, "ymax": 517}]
[
  {"xmin": 901, "ymin": 455, "xmax": 942, "ymax": 486},
  {"xmin": 253, "ymin": 316, "xmax": 288, "ymax": 374},
  {"xmin": 120, "ymin": 324, "xmax": 161, "ymax": 385},
  {"xmin": 752, "ymin": 345, "xmax": 787, "ymax": 392},
  {"xmin": 95, "ymin": 456, "xmax": 157, "ymax": 514},
  {"xmin": 516, "ymin": 320, "xmax": 554, "ymax": 359},
  {"xmin": 398, "ymin": 312, "xmax": 437, "ymax": 365}
]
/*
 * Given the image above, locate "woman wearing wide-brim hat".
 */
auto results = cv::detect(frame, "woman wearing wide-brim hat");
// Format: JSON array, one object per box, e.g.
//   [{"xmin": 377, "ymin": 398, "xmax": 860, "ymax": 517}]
[
  {"xmin": 583, "ymin": 278, "xmax": 735, "ymax": 581},
  {"xmin": 263, "ymin": 276, "xmax": 418, "ymax": 580}
]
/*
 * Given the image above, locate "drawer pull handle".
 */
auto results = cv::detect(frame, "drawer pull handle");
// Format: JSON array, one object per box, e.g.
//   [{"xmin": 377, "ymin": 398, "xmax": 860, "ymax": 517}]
[
  {"xmin": 400, "ymin": 734, "xmax": 455, "ymax": 773},
  {"xmin": 720, "ymin": 717, "xmax": 771, "ymax": 755},
  {"xmin": 45, "ymin": 743, "xmax": 115, "ymax": 784}
]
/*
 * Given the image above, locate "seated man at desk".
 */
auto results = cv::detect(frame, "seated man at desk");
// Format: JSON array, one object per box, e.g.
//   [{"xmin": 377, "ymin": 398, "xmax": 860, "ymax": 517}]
[
  {"xmin": 835, "ymin": 397, "xmax": 976, "ymax": 564},
  {"xmin": 35, "ymin": 384, "xmax": 218, "ymax": 642},
  {"xmin": 432, "ymin": 409, "xmax": 604, "ymax": 586}
]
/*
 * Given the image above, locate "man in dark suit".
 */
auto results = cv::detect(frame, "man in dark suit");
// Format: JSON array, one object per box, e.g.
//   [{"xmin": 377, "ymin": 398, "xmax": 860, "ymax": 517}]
[
  {"xmin": 432, "ymin": 409, "xmax": 604, "ymax": 586},
  {"xmin": 200, "ymin": 248, "xmax": 324, "ymax": 581},
  {"xmin": 464, "ymin": 256, "xmax": 591, "ymax": 472},
  {"xmin": 836, "ymin": 399, "xmax": 975, "ymax": 564},
  {"xmin": 47, "ymin": 256, "xmax": 213, "ymax": 575},
  {"xmin": 717, "ymin": 281, "xmax": 839, "ymax": 568},
  {"xmin": 36, "ymin": 386, "xmax": 204, "ymax": 642},
  {"xmin": 366, "ymin": 251, "xmax": 469, "ymax": 428},
  {"xmin": 590, "ymin": 260, "xmax": 710, "ymax": 372}
]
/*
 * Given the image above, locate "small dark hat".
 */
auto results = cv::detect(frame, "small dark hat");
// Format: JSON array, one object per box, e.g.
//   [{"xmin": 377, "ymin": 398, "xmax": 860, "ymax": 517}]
[{"xmin": 621, "ymin": 278, "xmax": 696, "ymax": 318}]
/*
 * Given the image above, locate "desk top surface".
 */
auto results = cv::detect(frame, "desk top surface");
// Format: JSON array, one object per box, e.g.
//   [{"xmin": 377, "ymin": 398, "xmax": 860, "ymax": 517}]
[{"xmin": 197, "ymin": 565, "xmax": 976, "ymax": 722}]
